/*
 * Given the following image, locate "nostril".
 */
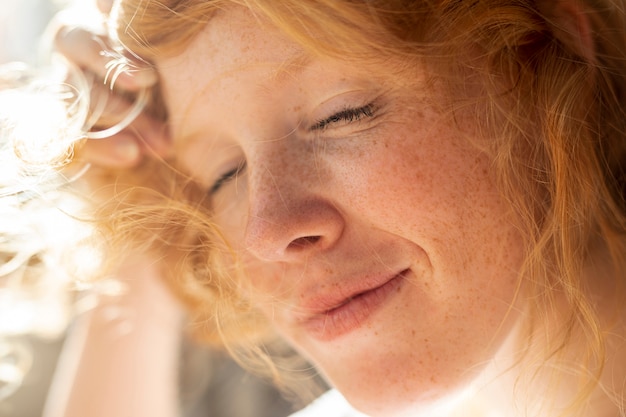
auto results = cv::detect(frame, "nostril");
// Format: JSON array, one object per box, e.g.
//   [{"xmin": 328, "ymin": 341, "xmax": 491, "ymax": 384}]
[
  {"xmin": 288, "ymin": 235, "xmax": 322, "ymax": 249},
  {"xmin": 244, "ymin": 198, "xmax": 344, "ymax": 260}
]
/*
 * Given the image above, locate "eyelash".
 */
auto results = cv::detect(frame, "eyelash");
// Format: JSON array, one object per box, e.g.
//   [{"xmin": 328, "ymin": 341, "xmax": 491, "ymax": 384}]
[
  {"xmin": 310, "ymin": 103, "xmax": 375, "ymax": 131},
  {"xmin": 209, "ymin": 103, "xmax": 375, "ymax": 193},
  {"xmin": 210, "ymin": 161, "xmax": 247, "ymax": 194}
]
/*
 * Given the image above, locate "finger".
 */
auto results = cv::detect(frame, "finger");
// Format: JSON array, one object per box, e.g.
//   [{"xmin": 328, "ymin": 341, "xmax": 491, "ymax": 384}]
[
  {"xmin": 80, "ymin": 112, "xmax": 171, "ymax": 168},
  {"xmin": 96, "ymin": 0, "xmax": 114, "ymax": 14},
  {"xmin": 87, "ymin": 81, "xmax": 140, "ymax": 129},
  {"xmin": 86, "ymin": 83, "xmax": 171, "ymax": 159},
  {"xmin": 54, "ymin": 26, "xmax": 157, "ymax": 91},
  {"xmin": 127, "ymin": 112, "xmax": 172, "ymax": 159},
  {"xmin": 80, "ymin": 134, "xmax": 142, "ymax": 167}
]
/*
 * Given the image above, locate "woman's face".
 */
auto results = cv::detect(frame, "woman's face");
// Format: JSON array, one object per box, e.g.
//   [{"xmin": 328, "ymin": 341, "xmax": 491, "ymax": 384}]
[{"xmin": 158, "ymin": 7, "xmax": 524, "ymax": 416}]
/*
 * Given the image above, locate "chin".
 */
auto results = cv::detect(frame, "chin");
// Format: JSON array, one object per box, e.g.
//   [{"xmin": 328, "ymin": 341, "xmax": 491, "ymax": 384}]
[{"xmin": 337, "ymin": 378, "xmax": 477, "ymax": 417}]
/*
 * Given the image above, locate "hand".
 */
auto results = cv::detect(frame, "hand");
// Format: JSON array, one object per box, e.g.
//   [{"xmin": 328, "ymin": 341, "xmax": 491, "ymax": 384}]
[{"xmin": 51, "ymin": 0, "xmax": 170, "ymax": 168}]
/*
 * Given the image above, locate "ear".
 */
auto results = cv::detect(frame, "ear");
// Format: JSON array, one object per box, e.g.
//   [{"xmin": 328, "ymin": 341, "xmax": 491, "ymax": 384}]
[{"xmin": 545, "ymin": 0, "xmax": 595, "ymax": 62}]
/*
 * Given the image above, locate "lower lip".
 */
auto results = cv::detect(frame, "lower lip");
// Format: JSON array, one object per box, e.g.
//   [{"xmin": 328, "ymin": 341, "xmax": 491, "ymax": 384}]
[{"xmin": 303, "ymin": 270, "xmax": 408, "ymax": 341}]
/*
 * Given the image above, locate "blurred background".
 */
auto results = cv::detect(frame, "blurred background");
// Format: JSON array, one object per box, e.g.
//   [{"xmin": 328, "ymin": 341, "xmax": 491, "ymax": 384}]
[
  {"xmin": 0, "ymin": 0, "xmax": 59, "ymax": 66},
  {"xmin": 1, "ymin": 2, "xmax": 67, "ymax": 416},
  {"xmin": 0, "ymin": 1, "xmax": 305, "ymax": 416}
]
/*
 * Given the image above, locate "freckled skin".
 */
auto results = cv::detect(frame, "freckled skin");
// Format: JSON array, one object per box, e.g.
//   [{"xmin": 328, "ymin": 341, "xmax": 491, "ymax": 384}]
[{"xmin": 160, "ymin": 7, "xmax": 525, "ymax": 417}]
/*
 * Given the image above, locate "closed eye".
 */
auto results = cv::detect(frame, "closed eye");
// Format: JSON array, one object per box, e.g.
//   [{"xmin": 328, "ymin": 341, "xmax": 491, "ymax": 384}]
[
  {"xmin": 210, "ymin": 161, "xmax": 247, "ymax": 194},
  {"xmin": 310, "ymin": 103, "xmax": 375, "ymax": 131}
]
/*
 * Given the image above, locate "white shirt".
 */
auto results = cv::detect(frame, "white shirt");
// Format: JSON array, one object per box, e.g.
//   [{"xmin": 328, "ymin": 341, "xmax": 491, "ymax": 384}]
[{"xmin": 289, "ymin": 390, "xmax": 369, "ymax": 417}]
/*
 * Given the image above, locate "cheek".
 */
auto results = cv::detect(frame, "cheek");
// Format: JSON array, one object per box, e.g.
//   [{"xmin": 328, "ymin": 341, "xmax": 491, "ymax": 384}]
[
  {"xmin": 331, "ymin": 119, "xmax": 525, "ymax": 320},
  {"xmin": 334, "ymin": 121, "xmax": 501, "ymax": 236}
]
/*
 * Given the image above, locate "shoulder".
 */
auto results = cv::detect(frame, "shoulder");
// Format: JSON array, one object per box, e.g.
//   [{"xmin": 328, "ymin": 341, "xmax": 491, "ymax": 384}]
[{"xmin": 288, "ymin": 390, "xmax": 369, "ymax": 417}]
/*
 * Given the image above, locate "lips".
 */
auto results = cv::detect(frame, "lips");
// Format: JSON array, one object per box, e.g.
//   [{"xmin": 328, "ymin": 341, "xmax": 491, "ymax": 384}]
[{"xmin": 299, "ymin": 268, "xmax": 409, "ymax": 341}]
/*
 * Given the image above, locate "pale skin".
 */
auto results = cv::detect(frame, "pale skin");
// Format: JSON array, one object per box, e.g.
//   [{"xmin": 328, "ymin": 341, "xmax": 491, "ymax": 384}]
[
  {"xmin": 161, "ymin": 7, "xmax": 525, "ymax": 416},
  {"xmin": 43, "ymin": 258, "xmax": 183, "ymax": 417},
  {"xmin": 49, "ymin": 1, "xmax": 626, "ymax": 417}
]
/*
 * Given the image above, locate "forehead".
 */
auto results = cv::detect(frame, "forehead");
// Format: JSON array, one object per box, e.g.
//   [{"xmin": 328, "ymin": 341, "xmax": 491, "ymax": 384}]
[
  {"xmin": 155, "ymin": 5, "xmax": 430, "ymax": 147},
  {"xmin": 156, "ymin": 7, "xmax": 305, "ymax": 111}
]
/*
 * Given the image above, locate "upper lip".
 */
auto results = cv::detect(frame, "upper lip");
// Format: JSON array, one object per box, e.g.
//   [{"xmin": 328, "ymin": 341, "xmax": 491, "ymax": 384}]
[{"xmin": 294, "ymin": 267, "xmax": 409, "ymax": 320}]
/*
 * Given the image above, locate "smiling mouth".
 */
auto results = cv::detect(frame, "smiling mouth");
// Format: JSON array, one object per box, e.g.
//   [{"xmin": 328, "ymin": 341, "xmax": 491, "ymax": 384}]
[{"xmin": 302, "ymin": 269, "xmax": 409, "ymax": 342}]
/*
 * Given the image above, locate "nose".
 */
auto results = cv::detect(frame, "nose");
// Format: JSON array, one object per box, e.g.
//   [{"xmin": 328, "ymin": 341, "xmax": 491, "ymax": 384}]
[{"xmin": 244, "ymin": 170, "xmax": 345, "ymax": 262}]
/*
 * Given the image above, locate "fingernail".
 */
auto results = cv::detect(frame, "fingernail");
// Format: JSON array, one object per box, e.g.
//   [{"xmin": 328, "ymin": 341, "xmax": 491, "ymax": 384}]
[
  {"xmin": 120, "ymin": 67, "xmax": 158, "ymax": 88},
  {"xmin": 115, "ymin": 139, "xmax": 140, "ymax": 161},
  {"xmin": 96, "ymin": 0, "xmax": 114, "ymax": 13}
]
